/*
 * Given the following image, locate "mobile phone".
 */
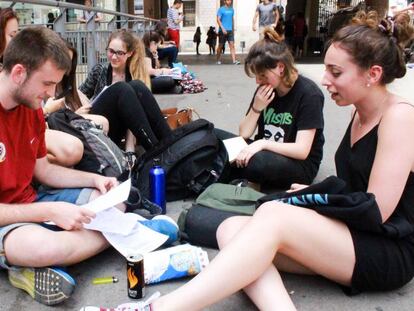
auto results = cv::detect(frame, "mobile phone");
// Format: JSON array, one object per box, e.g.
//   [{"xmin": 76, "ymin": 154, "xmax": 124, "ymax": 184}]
[{"xmin": 55, "ymin": 86, "xmax": 72, "ymax": 100}]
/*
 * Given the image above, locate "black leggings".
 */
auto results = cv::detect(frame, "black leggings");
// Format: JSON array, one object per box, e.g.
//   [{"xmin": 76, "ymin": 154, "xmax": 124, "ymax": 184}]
[
  {"xmin": 215, "ymin": 128, "xmax": 313, "ymax": 190},
  {"xmin": 90, "ymin": 80, "xmax": 172, "ymax": 150}
]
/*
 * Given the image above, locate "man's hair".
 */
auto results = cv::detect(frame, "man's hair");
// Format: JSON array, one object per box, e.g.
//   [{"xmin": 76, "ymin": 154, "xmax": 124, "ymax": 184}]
[
  {"xmin": 2, "ymin": 26, "xmax": 71, "ymax": 76},
  {"xmin": 173, "ymin": 0, "xmax": 183, "ymax": 4}
]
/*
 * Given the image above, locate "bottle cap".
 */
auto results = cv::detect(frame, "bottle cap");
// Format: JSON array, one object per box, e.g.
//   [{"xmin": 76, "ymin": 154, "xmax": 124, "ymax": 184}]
[{"xmin": 154, "ymin": 158, "xmax": 161, "ymax": 166}]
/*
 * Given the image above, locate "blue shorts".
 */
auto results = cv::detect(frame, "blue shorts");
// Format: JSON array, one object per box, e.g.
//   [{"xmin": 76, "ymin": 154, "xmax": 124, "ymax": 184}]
[
  {"xmin": 0, "ymin": 188, "xmax": 93, "ymax": 269},
  {"xmin": 218, "ymin": 30, "xmax": 234, "ymax": 44}
]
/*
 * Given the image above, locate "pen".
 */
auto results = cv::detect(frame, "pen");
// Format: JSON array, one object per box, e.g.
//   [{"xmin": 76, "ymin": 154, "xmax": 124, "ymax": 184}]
[{"xmin": 92, "ymin": 276, "xmax": 119, "ymax": 285}]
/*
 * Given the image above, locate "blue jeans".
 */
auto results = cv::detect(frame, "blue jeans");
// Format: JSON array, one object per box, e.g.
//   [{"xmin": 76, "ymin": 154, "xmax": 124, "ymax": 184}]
[{"xmin": 157, "ymin": 46, "xmax": 178, "ymax": 67}]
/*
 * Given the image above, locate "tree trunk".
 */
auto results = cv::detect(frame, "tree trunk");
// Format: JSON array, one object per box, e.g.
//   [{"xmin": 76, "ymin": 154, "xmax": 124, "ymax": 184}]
[{"xmin": 366, "ymin": 0, "xmax": 389, "ymax": 17}]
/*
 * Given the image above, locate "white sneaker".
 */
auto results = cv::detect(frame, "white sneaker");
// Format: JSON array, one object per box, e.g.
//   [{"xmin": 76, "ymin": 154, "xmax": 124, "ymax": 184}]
[
  {"xmin": 233, "ymin": 60, "xmax": 241, "ymax": 65},
  {"xmin": 80, "ymin": 291, "xmax": 161, "ymax": 311},
  {"xmin": 217, "ymin": 61, "xmax": 222, "ymax": 65}
]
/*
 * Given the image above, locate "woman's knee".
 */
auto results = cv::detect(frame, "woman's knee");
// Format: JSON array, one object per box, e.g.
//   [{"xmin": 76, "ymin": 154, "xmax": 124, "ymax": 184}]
[
  {"xmin": 46, "ymin": 131, "xmax": 84, "ymax": 167},
  {"xmin": 128, "ymin": 79, "xmax": 151, "ymax": 96},
  {"xmin": 254, "ymin": 202, "xmax": 287, "ymax": 228},
  {"xmin": 216, "ymin": 216, "xmax": 249, "ymax": 249}
]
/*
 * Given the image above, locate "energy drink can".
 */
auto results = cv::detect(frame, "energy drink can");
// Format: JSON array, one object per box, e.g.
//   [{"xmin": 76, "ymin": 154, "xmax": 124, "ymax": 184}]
[{"xmin": 127, "ymin": 254, "xmax": 145, "ymax": 299}]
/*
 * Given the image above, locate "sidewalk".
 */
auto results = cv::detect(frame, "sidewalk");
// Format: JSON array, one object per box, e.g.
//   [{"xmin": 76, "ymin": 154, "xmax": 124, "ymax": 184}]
[{"xmin": 1, "ymin": 61, "xmax": 414, "ymax": 311}]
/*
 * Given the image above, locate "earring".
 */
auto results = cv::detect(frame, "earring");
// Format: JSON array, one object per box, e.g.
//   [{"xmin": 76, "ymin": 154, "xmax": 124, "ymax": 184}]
[{"xmin": 366, "ymin": 83, "xmax": 371, "ymax": 87}]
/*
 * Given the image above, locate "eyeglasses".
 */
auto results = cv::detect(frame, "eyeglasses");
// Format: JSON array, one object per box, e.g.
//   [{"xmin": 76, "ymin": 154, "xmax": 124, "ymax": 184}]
[{"xmin": 106, "ymin": 48, "xmax": 127, "ymax": 57}]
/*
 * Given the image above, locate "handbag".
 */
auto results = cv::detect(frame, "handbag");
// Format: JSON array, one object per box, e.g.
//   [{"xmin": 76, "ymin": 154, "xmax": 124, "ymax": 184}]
[{"xmin": 161, "ymin": 107, "xmax": 199, "ymax": 130}]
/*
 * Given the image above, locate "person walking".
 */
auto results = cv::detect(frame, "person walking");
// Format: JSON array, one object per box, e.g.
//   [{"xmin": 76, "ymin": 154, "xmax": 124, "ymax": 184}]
[
  {"xmin": 292, "ymin": 12, "xmax": 308, "ymax": 58},
  {"xmin": 216, "ymin": 0, "xmax": 240, "ymax": 65},
  {"xmin": 252, "ymin": 0, "xmax": 280, "ymax": 39},
  {"xmin": 167, "ymin": 0, "xmax": 184, "ymax": 49},
  {"xmin": 193, "ymin": 26, "xmax": 201, "ymax": 55}
]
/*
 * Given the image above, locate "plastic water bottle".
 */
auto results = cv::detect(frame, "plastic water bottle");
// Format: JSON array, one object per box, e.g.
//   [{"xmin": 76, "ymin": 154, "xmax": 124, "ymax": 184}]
[{"xmin": 149, "ymin": 158, "xmax": 166, "ymax": 214}]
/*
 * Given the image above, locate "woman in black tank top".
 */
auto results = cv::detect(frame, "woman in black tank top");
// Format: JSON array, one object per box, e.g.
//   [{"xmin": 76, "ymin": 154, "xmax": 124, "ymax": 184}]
[{"xmin": 91, "ymin": 12, "xmax": 414, "ymax": 311}]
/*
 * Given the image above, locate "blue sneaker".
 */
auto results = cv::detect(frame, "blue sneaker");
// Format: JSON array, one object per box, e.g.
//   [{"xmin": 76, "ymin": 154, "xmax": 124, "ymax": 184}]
[
  {"xmin": 8, "ymin": 267, "xmax": 75, "ymax": 305},
  {"xmin": 139, "ymin": 215, "xmax": 179, "ymax": 246}
]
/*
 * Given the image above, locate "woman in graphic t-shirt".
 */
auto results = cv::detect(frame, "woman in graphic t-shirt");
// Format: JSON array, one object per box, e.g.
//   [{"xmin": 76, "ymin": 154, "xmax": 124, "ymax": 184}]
[{"xmin": 218, "ymin": 26, "xmax": 324, "ymax": 190}]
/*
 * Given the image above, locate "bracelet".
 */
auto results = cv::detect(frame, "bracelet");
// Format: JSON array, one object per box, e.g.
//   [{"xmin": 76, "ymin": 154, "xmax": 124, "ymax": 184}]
[{"xmin": 251, "ymin": 106, "xmax": 262, "ymax": 114}]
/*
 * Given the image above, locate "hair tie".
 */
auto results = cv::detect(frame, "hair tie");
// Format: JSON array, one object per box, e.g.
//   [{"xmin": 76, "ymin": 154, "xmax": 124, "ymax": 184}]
[{"xmin": 378, "ymin": 23, "xmax": 388, "ymax": 34}]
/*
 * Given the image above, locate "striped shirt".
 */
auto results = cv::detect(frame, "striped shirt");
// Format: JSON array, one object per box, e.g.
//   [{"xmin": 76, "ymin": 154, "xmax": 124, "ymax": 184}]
[{"xmin": 167, "ymin": 7, "xmax": 181, "ymax": 30}]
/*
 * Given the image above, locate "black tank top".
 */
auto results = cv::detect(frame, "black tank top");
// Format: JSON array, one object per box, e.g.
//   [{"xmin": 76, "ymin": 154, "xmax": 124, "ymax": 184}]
[{"xmin": 335, "ymin": 115, "xmax": 414, "ymax": 232}]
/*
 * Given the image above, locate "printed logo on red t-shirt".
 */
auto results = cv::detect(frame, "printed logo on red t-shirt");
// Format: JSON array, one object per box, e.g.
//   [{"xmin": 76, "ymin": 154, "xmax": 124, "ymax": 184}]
[{"xmin": 0, "ymin": 142, "xmax": 6, "ymax": 162}]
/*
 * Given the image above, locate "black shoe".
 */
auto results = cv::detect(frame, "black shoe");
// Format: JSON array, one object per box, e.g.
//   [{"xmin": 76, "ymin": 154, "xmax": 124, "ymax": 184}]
[
  {"xmin": 141, "ymin": 197, "xmax": 162, "ymax": 216},
  {"xmin": 125, "ymin": 186, "xmax": 142, "ymax": 212}
]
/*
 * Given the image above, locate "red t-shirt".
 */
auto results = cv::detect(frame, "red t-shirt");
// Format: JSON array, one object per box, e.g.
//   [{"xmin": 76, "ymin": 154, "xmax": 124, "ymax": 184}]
[{"xmin": 0, "ymin": 104, "xmax": 47, "ymax": 203}]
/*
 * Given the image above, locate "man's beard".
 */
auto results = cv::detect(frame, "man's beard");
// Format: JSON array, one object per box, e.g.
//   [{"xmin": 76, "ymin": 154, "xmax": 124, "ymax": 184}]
[{"xmin": 12, "ymin": 83, "xmax": 41, "ymax": 110}]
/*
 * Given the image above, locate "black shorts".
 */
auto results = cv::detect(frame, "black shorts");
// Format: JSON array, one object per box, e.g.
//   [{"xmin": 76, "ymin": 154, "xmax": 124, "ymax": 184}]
[
  {"xmin": 218, "ymin": 30, "xmax": 234, "ymax": 45},
  {"xmin": 346, "ymin": 229, "xmax": 414, "ymax": 295}
]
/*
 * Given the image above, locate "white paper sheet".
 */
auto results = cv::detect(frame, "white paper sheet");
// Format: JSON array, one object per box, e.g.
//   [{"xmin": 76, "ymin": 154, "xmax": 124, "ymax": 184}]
[
  {"xmin": 84, "ymin": 208, "xmax": 139, "ymax": 235},
  {"xmin": 223, "ymin": 136, "xmax": 248, "ymax": 162},
  {"xmin": 82, "ymin": 179, "xmax": 131, "ymax": 213},
  {"xmin": 103, "ymin": 222, "xmax": 168, "ymax": 258}
]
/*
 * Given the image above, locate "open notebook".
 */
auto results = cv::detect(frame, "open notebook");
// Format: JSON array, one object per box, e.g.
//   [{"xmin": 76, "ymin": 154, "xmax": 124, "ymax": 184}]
[{"xmin": 223, "ymin": 136, "xmax": 248, "ymax": 163}]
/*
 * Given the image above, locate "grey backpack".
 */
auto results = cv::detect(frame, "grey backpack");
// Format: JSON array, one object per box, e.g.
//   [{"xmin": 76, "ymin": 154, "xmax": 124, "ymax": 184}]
[{"xmin": 47, "ymin": 109, "xmax": 128, "ymax": 177}]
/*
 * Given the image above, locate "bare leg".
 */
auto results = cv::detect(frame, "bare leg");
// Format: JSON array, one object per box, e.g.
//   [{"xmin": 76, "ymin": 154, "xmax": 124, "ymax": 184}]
[
  {"xmin": 4, "ymin": 190, "xmax": 125, "ymax": 267},
  {"xmin": 81, "ymin": 114, "xmax": 110, "ymax": 134},
  {"xmin": 125, "ymin": 130, "xmax": 136, "ymax": 153},
  {"xmin": 217, "ymin": 43, "xmax": 223, "ymax": 62},
  {"xmin": 152, "ymin": 202, "xmax": 355, "ymax": 311},
  {"xmin": 228, "ymin": 41, "xmax": 236, "ymax": 63},
  {"xmin": 4, "ymin": 225, "xmax": 109, "ymax": 267},
  {"xmin": 45, "ymin": 129, "xmax": 83, "ymax": 167},
  {"xmin": 217, "ymin": 216, "xmax": 296, "ymax": 310}
]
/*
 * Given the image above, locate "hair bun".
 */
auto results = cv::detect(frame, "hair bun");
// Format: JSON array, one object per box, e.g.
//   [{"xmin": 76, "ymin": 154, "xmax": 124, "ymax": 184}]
[{"xmin": 262, "ymin": 26, "xmax": 284, "ymax": 43}]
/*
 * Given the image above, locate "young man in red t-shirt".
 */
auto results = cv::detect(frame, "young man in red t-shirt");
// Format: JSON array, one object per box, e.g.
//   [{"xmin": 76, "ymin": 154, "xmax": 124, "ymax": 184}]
[{"xmin": 0, "ymin": 27, "xmax": 121, "ymax": 305}]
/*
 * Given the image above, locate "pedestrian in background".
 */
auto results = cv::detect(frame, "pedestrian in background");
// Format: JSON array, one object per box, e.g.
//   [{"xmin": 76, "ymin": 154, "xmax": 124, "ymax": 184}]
[
  {"xmin": 216, "ymin": 0, "xmax": 240, "ymax": 65},
  {"xmin": 46, "ymin": 12, "xmax": 55, "ymax": 29},
  {"xmin": 206, "ymin": 26, "xmax": 217, "ymax": 55},
  {"xmin": 252, "ymin": 0, "xmax": 279, "ymax": 39},
  {"xmin": 292, "ymin": 12, "xmax": 308, "ymax": 58},
  {"xmin": 167, "ymin": 0, "xmax": 184, "ymax": 49},
  {"xmin": 284, "ymin": 14, "xmax": 295, "ymax": 52},
  {"xmin": 193, "ymin": 26, "xmax": 201, "ymax": 55}
]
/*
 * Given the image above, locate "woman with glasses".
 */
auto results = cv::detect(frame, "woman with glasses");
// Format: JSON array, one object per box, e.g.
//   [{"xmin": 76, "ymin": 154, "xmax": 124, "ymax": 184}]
[{"xmin": 79, "ymin": 30, "xmax": 172, "ymax": 154}]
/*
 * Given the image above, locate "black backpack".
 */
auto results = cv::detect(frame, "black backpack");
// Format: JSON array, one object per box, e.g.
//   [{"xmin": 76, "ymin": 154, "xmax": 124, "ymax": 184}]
[
  {"xmin": 130, "ymin": 119, "xmax": 228, "ymax": 201},
  {"xmin": 47, "ymin": 109, "xmax": 128, "ymax": 177}
]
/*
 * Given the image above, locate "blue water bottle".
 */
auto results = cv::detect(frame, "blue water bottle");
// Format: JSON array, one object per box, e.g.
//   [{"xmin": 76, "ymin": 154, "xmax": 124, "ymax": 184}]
[{"xmin": 149, "ymin": 158, "xmax": 166, "ymax": 214}]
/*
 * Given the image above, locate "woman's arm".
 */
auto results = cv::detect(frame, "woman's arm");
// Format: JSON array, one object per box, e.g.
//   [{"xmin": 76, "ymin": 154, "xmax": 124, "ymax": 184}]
[
  {"xmin": 235, "ymin": 129, "xmax": 316, "ymax": 168},
  {"xmin": 43, "ymin": 97, "xmax": 65, "ymax": 115},
  {"xmin": 78, "ymin": 63, "xmax": 103, "ymax": 99},
  {"xmin": 239, "ymin": 84, "xmax": 275, "ymax": 139},
  {"xmin": 261, "ymin": 128, "xmax": 316, "ymax": 160},
  {"xmin": 367, "ymin": 103, "xmax": 414, "ymax": 222},
  {"xmin": 145, "ymin": 57, "xmax": 172, "ymax": 76}
]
